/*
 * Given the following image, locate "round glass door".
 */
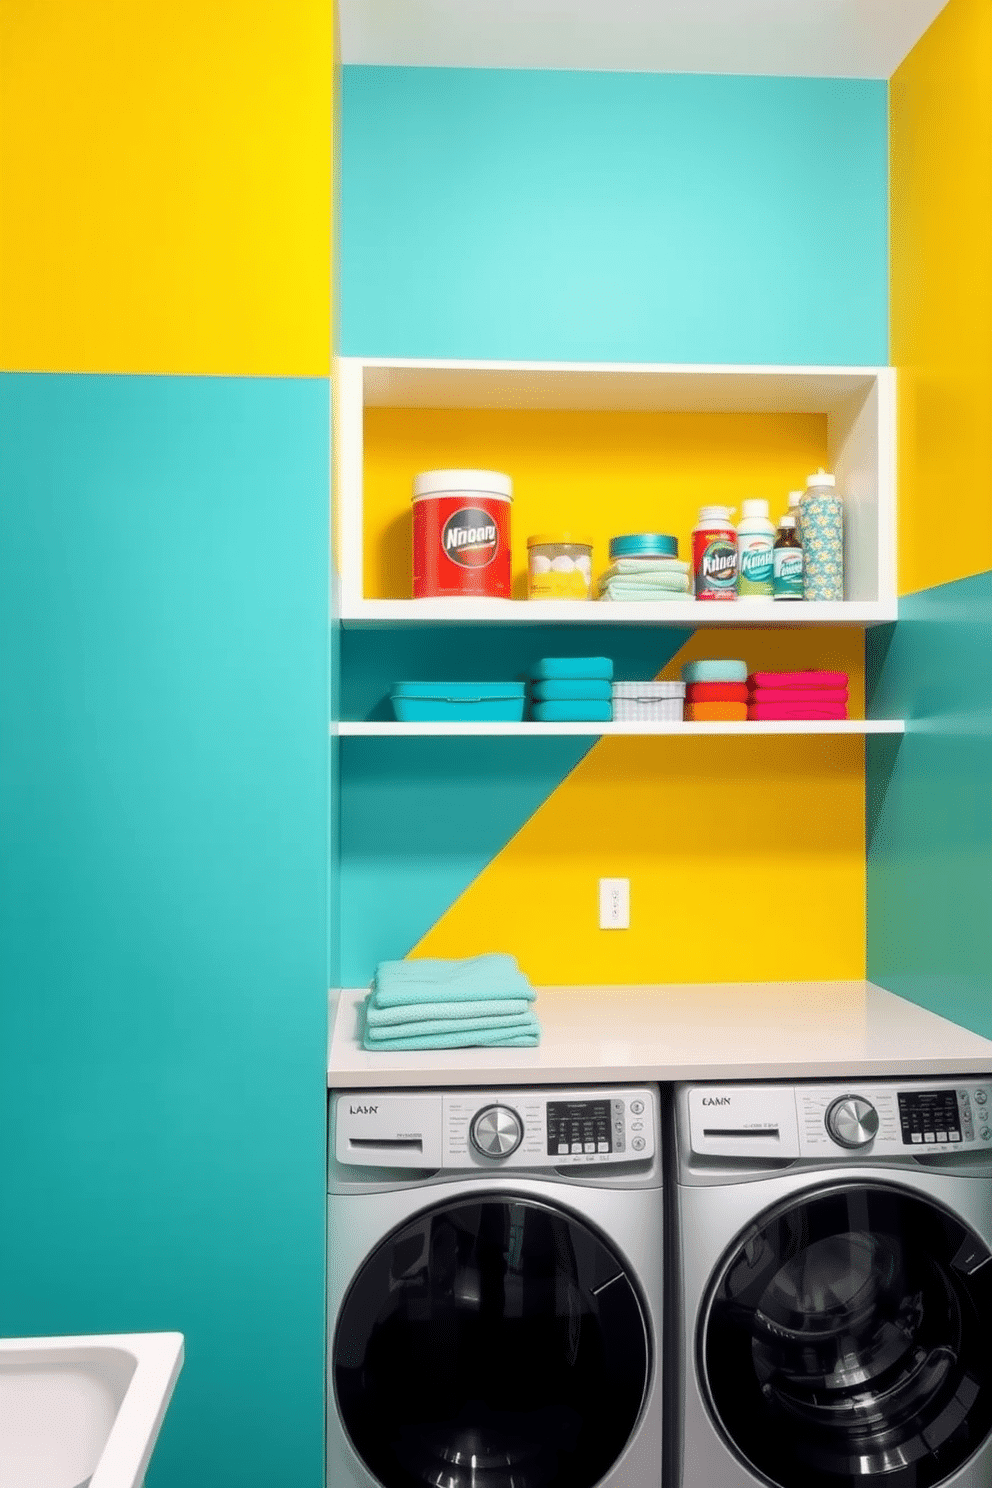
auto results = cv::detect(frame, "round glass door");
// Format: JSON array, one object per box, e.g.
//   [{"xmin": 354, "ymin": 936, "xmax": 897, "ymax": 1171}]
[
  {"xmin": 701, "ymin": 1183, "xmax": 992, "ymax": 1488},
  {"xmin": 334, "ymin": 1195, "xmax": 650, "ymax": 1488}
]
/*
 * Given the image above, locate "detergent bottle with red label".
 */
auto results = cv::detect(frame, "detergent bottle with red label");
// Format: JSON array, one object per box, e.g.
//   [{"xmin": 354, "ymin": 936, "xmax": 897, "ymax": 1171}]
[{"xmin": 692, "ymin": 506, "xmax": 738, "ymax": 600}]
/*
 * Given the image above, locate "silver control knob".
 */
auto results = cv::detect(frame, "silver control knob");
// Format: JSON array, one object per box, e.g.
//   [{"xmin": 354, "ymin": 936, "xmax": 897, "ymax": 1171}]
[
  {"xmin": 826, "ymin": 1095, "xmax": 880, "ymax": 1149},
  {"xmin": 470, "ymin": 1104, "xmax": 523, "ymax": 1159}
]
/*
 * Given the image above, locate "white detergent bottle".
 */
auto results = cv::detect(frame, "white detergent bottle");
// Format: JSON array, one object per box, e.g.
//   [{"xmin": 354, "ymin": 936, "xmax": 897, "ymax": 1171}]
[{"xmin": 736, "ymin": 499, "xmax": 776, "ymax": 599}]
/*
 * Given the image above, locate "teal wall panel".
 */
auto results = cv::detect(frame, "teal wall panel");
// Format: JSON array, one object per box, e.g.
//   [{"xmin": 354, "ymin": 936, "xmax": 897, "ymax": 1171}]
[
  {"xmin": 338, "ymin": 626, "xmax": 691, "ymax": 983},
  {"xmin": 867, "ymin": 571, "xmax": 992, "ymax": 1037},
  {"xmin": 341, "ymin": 67, "xmax": 888, "ymax": 364},
  {"xmin": 340, "ymin": 736, "xmax": 592, "ymax": 982},
  {"xmin": 0, "ymin": 373, "xmax": 329, "ymax": 1487}
]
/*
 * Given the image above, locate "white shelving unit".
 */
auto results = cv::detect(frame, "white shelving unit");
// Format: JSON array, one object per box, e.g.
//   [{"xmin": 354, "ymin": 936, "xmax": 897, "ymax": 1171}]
[
  {"xmin": 336, "ymin": 719, "xmax": 904, "ymax": 738},
  {"xmin": 340, "ymin": 597, "xmax": 890, "ymax": 627},
  {"xmin": 334, "ymin": 357, "xmax": 897, "ymax": 627}
]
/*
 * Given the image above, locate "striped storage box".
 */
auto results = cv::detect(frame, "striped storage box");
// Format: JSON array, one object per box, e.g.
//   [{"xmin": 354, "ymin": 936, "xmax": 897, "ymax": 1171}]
[{"xmin": 611, "ymin": 681, "xmax": 686, "ymax": 722}]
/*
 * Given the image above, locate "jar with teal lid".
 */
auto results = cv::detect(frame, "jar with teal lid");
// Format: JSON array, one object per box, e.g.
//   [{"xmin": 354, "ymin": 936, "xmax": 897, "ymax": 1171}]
[
  {"xmin": 602, "ymin": 531, "xmax": 691, "ymax": 601},
  {"xmin": 609, "ymin": 533, "xmax": 679, "ymax": 561}
]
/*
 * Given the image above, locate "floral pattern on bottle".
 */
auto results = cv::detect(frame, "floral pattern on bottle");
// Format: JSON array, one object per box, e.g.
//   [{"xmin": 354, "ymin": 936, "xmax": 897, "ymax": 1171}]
[{"xmin": 800, "ymin": 493, "xmax": 844, "ymax": 601}]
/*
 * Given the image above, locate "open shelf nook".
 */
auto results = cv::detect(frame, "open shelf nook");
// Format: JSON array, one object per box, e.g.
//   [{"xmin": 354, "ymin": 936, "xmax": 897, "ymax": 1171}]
[{"xmin": 334, "ymin": 357, "xmax": 897, "ymax": 627}]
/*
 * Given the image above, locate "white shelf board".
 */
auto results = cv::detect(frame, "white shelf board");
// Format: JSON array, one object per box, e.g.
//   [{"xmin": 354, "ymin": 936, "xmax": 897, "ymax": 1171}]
[
  {"xmin": 337, "ymin": 720, "xmax": 904, "ymax": 738},
  {"xmin": 354, "ymin": 358, "xmax": 885, "ymax": 414},
  {"xmin": 339, "ymin": 598, "xmax": 898, "ymax": 627}
]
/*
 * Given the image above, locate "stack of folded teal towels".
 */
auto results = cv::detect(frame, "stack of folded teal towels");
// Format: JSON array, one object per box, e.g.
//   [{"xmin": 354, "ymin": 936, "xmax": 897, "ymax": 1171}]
[
  {"xmin": 598, "ymin": 558, "xmax": 692, "ymax": 601},
  {"xmin": 529, "ymin": 656, "xmax": 613, "ymax": 723},
  {"xmin": 598, "ymin": 535, "xmax": 692, "ymax": 601},
  {"xmin": 363, "ymin": 954, "xmax": 541, "ymax": 1050}
]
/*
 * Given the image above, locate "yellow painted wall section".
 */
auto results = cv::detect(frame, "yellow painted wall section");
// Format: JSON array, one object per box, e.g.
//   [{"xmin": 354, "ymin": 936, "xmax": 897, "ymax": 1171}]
[
  {"xmin": 891, "ymin": 0, "xmax": 992, "ymax": 594},
  {"xmin": 0, "ymin": 0, "xmax": 332, "ymax": 375},
  {"xmin": 363, "ymin": 408, "xmax": 829, "ymax": 598},
  {"xmin": 414, "ymin": 627, "xmax": 866, "ymax": 984}
]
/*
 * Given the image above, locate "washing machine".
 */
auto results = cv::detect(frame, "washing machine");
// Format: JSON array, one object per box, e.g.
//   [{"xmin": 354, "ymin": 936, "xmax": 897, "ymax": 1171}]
[
  {"xmin": 668, "ymin": 1076, "xmax": 992, "ymax": 1488},
  {"xmin": 327, "ymin": 1084, "xmax": 664, "ymax": 1488}
]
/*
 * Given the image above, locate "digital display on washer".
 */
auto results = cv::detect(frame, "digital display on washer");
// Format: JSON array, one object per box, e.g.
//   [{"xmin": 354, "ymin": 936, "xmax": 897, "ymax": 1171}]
[
  {"xmin": 898, "ymin": 1088, "xmax": 962, "ymax": 1145},
  {"xmin": 547, "ymin": 1099, "xmax": 613, "ymax": 1157}
]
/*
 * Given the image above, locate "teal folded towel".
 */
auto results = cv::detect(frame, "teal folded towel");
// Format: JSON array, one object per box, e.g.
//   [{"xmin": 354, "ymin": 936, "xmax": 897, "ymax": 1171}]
[
  {"xmin": 603, "ymin": 558, "xmax": 691, "ymax": 577},
  {"xmin": 532, "ymin": 700, "xmax": 612, "ymax": 722},
  {"xmin": 680, "ymin": 658, "xmax": 748, "ymax": 684},
  {"xmin": 365, "ymin": 997, "xmax": 534, "ymax": 1028},
  {"xmin": 531, "ymin": 679, "xmax": 613, "ymax": 702},
  {"xmin": 366, "ymin": 1013, "xmax": 538, "ymax": 1042},
  {"xmin": 364, "ymin": 1026, "xmax": 541, "ymax": 1051},
  {"xmin": 531, "ymin": 657, "xmax": 613, "ymax": 681},
  {"xmin": 364, "ymin": 954, "xmax": 541, "ymax": 1050},
  {"xmin": 600, "ymin": 582, "xmax": 691, "ymax": 601},
  {"xmin": 599, "ymin": 570, "xmax": 690, "ymax": 592},
  {"xmin": 372, "ymin": 954, "xmax": 534, "ymax": 1006}
]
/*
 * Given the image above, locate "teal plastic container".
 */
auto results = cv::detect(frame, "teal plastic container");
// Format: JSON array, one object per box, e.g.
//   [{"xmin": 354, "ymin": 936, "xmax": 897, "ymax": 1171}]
[{"xmin": 391, "ymin": 682, "xmax": 526, "ymax": 722}]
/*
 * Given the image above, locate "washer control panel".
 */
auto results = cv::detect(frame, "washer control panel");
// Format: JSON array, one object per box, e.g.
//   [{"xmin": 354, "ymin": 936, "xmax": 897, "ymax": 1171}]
[
  {"xmin": 798, "ymin": 1082, "xmax": 992, "ymax": 1154},
  {"xmin": 445, "ymin": 1087, "xmax": 655, "ymax": 1167},
  {"xmin": 685, "ymin": 1078, "xmax": 992, "ymax": 1161},
  {"xmin": 335, "ymin": 1087, "xmax": 656, "ymax": 1169},
  {"xmin": 547, "ymin": 1095, "xmax": 648, "ymax": 1160}
]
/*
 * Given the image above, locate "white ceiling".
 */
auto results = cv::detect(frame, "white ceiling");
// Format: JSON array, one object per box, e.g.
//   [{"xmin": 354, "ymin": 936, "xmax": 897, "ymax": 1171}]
[{"xmin": 339, "ymin": 0, "xmax": 950, "ymax": 79}]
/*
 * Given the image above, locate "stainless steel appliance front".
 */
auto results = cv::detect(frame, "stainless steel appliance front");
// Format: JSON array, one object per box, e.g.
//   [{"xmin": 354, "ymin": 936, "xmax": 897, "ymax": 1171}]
[
  {"xmin": 328, "ymin": 1085, "xmax": 663, "ymax": 1488},
  {"xmin": 669, "ymin": 1076, "xmax": 992, "ymax": 1488}
]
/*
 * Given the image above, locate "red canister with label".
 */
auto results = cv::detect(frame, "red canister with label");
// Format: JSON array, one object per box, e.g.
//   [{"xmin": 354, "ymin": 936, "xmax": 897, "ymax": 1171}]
[{"xmin": 412, "ymin": 469, "xmax": 512, "ymax": 598}]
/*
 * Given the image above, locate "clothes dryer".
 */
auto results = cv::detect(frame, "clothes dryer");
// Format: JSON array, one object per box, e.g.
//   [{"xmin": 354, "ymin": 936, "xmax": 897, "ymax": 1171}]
[
  {"xmin": 668, "ymin": 1077, "xmax": 992, "ymax": 1488},
  {"xmin": 328, "ymin": 1085, "xmax": 664, "ymax": 1488}
]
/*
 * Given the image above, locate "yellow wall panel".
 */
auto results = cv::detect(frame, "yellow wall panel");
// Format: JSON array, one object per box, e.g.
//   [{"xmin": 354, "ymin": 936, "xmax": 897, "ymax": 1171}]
[
  {"xmin": 0, "ymin": 0, "xmax": 332, "ymax": 375},
  {"xmin": 363, "ymin": 408, "xmax": 829, "ymax": 599},
  {"xmin": 414, "ymin": 627, "xmax": 866, "ymax": 984},
  {"xmin": 414, "ymin": 736, "xmax": 866, "ymax": 986},
  {"xmin": 891, "ymin": 0, "xmax": 992, "ymax": 594}
]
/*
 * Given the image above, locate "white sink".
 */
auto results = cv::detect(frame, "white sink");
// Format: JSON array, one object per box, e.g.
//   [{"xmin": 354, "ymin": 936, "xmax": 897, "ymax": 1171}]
[{"xmin": 0, "ymin": 1332, "xmax": 183, "ymax": 1488}]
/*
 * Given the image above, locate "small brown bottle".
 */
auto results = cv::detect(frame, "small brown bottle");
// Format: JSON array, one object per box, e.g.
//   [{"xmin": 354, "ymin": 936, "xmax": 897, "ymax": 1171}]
[{"xmin": 773, "ymin": 516, "xmax": 804, "ymax": 601}]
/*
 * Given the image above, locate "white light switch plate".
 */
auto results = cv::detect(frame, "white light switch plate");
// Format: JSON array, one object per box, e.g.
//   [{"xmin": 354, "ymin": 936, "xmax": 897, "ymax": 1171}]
[{"xmin": 599, "ymin": 878, "xmax": 630, "ymax": 930}]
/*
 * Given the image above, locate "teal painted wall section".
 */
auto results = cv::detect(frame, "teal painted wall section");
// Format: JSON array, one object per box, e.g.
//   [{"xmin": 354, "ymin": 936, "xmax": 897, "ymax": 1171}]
[
  {"xmin": 867, "ymin": 571, "xmax": 992, "ymax": 1037},
  {"xmin": 341, "ymin": 67, "xmax": 888, "ymax": 364},
  {"xmin": 340, "ymin": 736, "xmax": 591, "ymax": 982},
  {"xmin": 330, "ymin": 590, "xmax": 341, "ymax": 990},
  {"xmin": 338, "ymin": 626, "xmax": 691, "ymax": 983},
  {"xmin": 0, "ymin": 374, "xmax": 329, "ymax": 1487}
]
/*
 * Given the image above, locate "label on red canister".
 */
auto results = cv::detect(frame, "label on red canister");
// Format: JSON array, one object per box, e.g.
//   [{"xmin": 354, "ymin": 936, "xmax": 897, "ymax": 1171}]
[
  {"xmin": 413, "ymin": 492, "xmax": 512, "ymax": 598},
  {"xmin": 692, "ymin": 523, "xmax": 738, "ymax": 600}
]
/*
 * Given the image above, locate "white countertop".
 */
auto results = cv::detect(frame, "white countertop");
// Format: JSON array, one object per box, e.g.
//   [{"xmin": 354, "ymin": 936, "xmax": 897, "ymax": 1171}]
[{"xmin": 328, "ymin": 982, "xmax": 992, "ymax": 1089}]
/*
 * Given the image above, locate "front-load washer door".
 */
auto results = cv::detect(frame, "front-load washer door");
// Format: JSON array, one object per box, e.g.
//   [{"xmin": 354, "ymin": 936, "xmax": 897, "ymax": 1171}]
[
  {"xmin": 333, "ymin": 1194, "xmax": 650, "ymax": 1488},
  {"xmin": 700, "ymin": 1181, "xmax": 992, "ymax": 1488}
]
